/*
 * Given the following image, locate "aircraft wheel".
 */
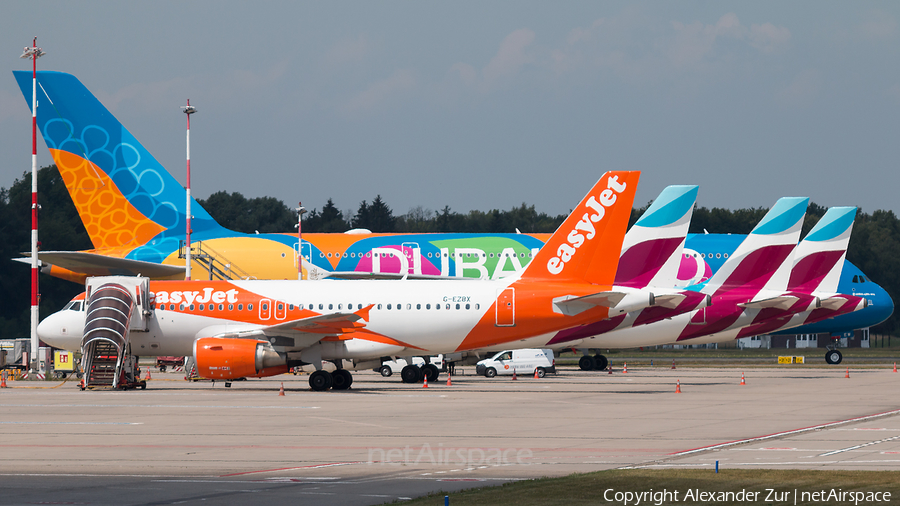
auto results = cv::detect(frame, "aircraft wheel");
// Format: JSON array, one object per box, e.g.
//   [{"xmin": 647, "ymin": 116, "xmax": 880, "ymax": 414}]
[
  {"xmin": 484, "ymin": 367, "xmax": 497, "ymax": 378},
  {"xmin": 379, "ymin": 366, "xmax": 393, "ymax": 377},
  {"xmin": 594, "ymin": 354, "xmax": 609, "ymax": 371},
  {"xmin": 401, "ymin": 364, "xmax": 422, "ymax": 383},
  {"xmin": 826, "ymin": 349, "xmax": 842, "ymax": 365},
  {"xmin": 159, "ymin": 365, "xmax": 167, "ymax": 372},
  {"xmin": 332, "ymin": 369, "xmax": 353, "ymax": 390},
  {"xmin": 422, "ymin": 364, "xmax": 439, "ymax": 383},
  {"xmin": 536, "ymin": 367, "xmax": 546, "ymax": 378},
  {"xmin": 579, "ymin": 355, "xmax": 597, "ymax": 371},
  {"xmin": 309, "ymin": 370, "xmax": 333, "ymax": 391}
]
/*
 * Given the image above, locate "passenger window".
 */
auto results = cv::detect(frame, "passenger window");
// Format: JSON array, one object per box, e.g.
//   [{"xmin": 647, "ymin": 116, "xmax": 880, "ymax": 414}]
[
  {"xmin": 407, "ymin": 303, "xmax": 411, "ymax": 310},
  {"xmin": 475, "ymin": 303, "xmax": 480, "ymax": 310},
  {"xmin": 329, "ymin": 304, "xmax": 333, "ymax": 310},
  {"xmin": 238, "ymin": 304, "xmax": 243, "ymax": 310},
  {"xmin": 262, "ymin": 303, "xmax": 268, "ymax": 310},
  {"xmin": 387, "ymin": 304, "xmax": 392, "ymax": 310},
  {"xmin": 466, "ymin": 303, "xmax": 470, "ymax": 310},
  {"xmin": 426, "ymin": 304, "xmax": 431, "ymax": 309},
  {"xmin": 248, "ymin": 304, "xmax": 253, "ymax": 310},
  {"xmin": 190, "ymin": 305, "xmax": 195, "ymax": 310},
  {"xmin": 417, "ymin": 304, "xmax": 421, "ymax": 310},
  {"xmin": 228, "ymin": 304, "xmax": 234, "ymax": 310},
  {"xmin": 378, "ymin": 304, "xmax": 382, "ymax": 310},
  {"xmin": 319, "ymin": 303, "xmax": 324, "ymax": 310},
  {"xmin": 456, "ymin": 304, "xmax": 460, "ymax": 309},
  {"xmin": 218, "ymin": 304, "xmax": 224, "ymax": 311},
  {"xmin": 338, "ymin": 304, "xmax": 343, "ymax": 310},
  {"xmin": 446, "ymin": 304, "xmax": 450, "ymax": 310},
  {"xmin": 180, "ymin": 304, "xmax": 185, "ymax": 311},
  {"xmin": 199, "ymin": 304, "xmax": 204, "ymax": 311},
  {"xmin": 288, "ymin": 304, "xmax": 294, "ymax": 310}
]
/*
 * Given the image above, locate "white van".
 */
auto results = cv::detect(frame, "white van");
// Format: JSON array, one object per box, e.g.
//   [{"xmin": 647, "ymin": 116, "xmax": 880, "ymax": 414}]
[{"xmin": 475, "ymin": 349, "xmax": 556, "ymax": 378}]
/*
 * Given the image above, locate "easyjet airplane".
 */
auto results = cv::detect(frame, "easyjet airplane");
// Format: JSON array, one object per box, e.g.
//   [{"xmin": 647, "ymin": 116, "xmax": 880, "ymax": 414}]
[
  {"xmin": 14, "ymin": 71, "xmax": 891, "ymax": 341},
  {"xmin": 39, "ymin": 172, "xmax": 648, "ymax": 390}
]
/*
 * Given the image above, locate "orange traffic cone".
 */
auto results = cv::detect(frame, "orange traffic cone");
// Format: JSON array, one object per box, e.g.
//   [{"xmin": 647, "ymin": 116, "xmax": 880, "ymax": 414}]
[
  {"xmin": 279, "ymin": 382, "xmax": 285, "ymax": 396},
  {"xmin": 671, "ymin": 359, "xmax": 676, "ymax": 370},
  {"xmin": 608, "ymin": 364, "xmax": 613, "ymax": 375},
  {"xmin": 740, "ymin": 372, "xmax": 745, "ymax": 386},
  {"xmin": 79, "ymin": 378, "xmax": 85, "ymax": 391},
  {"xmin": 534, "ymin": 368, "xmax": 539, "ymax": 379},
  {"xmin": 894, "ymin": 362, "xmax": 897, "ymax": 373},
  {"xmin": 446, "ymin": 374, "xmax": 452, "ymax": 386},
  {"xmin": 145, "ymin": 369, "xmax": 152, "ymax": 381},
  {"xmin": 845, "ymin": 368, "xmax": 850, "ymax": 379},
  {"xmin": 675, "ymin": 380, "xmax": 682, "ymax": 393},
  {"xmin": 623, "ymin": 362, "xmax": 628, "ymax": 374},
  {"xmin": 1, "ymin": 372, "xmax": 7, "ymax": 388},
  {"xmin": 423, "ymin": 375, "xmax": 429, "ymax": 388},
  {"xmin": 512, "ymin": 370, "xmax": 517, "ymax": 381}
]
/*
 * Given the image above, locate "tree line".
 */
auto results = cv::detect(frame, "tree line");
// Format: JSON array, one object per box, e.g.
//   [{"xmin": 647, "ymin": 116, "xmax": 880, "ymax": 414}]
[{"xmin": 0, "ymin": 165, "xmax": 896, "ymax": 338}]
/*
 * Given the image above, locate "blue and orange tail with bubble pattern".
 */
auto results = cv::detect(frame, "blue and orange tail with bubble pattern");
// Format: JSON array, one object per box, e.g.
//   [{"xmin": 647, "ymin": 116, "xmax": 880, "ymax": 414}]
[{"xmin": 13, "ymin": 70, "xmax": 225, "ymax": 251}]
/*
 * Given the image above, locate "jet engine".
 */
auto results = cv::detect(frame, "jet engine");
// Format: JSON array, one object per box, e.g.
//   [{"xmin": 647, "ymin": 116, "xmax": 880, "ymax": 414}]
[{"xmin": 193, "ymin": 337, "xmax": 288, "ymax": 379}]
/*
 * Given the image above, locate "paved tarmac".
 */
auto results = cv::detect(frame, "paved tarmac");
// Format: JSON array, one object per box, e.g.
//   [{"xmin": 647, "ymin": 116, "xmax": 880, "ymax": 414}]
[{"xmin": 0, "ymin": 364, "xmax": 898, "ymax": 505}]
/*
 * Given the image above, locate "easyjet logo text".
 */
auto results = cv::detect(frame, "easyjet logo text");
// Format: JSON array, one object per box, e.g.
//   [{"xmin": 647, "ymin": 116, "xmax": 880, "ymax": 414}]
[
  {"xmin": 153, "ymin": 288, "xmax": 240, "ymax": 305},
  {"xmin": 547, "ymin": 176, "xmax": 627, "ymax": 275}
]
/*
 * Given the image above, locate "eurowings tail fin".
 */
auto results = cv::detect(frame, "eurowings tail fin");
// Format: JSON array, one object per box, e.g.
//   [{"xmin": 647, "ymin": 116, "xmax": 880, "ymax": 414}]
[
  {"xmin": 703, "ymin": 197, "xmax": 809, "ymax": 295},
  {"xmin": 12, "ymin": 70, "xmax": 225, "ymax": 251},
  {"xmin": 524, "ymin": 171, "xmax": 640, "ymax": 285},
  {"xmin": 615, "ymin": 185, "xmax": 698, "ymax": 288},
  {"xmin": 788, "ymin": 207, "xmax": 857, "ymax": 293}
]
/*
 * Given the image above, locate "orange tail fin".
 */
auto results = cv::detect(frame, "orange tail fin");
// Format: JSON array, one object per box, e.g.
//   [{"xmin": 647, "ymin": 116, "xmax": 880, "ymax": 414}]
[{"xmin": 525, "ymin": 171, "xmax": 640, "ymax": 285}]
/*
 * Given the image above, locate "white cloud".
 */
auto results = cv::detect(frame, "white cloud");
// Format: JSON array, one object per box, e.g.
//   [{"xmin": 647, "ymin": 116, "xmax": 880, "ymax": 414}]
[
  {"xmin": 857, "ymin": 11, "xmax": 897, "ymax": 42},
  {"xmin": 341, "ymin": 69, "xmax": 416, "ymax": 114},
  {"xmin": 481, "ymin": 28, "xmax": 537, "ymax": 90},
  {"xmin": 749, "ymin": 23, "xmax": 792, "ymax": 53},
  {"xmin": 325, "ymin": 34, "xmax": 372, "ymax": 66},
  {"xmin": 777, "ymin": 68, "xmax": 820, "ymax": 106}
]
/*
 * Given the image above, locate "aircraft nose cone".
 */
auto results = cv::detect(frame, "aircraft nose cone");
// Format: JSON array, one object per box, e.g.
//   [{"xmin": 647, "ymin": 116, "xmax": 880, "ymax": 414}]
[{"xmin": 37, "ymin": 311, "xmax": 83, "ymax": 351}]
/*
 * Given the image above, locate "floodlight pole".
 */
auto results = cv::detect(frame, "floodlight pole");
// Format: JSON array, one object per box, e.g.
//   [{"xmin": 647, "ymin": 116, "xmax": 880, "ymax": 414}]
[
  {"xmin": 182, "ymin": 100, "xmax": 197, "ymax": 280},
  {"xmin": 296, "ymin": 203, "xmax": 307, "ymax": 280},
  {"xmin": 20, "ymin": 38, "xmax": 45, "ymax": 374}
]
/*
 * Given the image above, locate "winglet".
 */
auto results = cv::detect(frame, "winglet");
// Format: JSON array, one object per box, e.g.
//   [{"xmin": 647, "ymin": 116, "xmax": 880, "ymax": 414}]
[
  {"xmin": 355, "ymin": 303, "xmax": 375, "ymax": 323},
  {"xmin": 526, "ymin": 171, "xmax": 640, "ymax": 285}
]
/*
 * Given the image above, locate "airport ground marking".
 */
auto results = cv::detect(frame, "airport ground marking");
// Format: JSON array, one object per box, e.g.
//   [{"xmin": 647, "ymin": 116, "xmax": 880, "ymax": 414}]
[
  {"xmin": 668, "ymin": 408, "xmax": 900, "ymax": 457},
  {"xmin": 819, "ymin": 434, "xmax": 900, "ymax": 457}
]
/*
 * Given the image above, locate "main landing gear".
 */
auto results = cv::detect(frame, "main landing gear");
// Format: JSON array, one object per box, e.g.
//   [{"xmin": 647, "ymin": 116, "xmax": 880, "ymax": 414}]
[
  {"xmin": 308, "ymin": 368, "xmax": 354, "ymax": 391},
  {"xmin": 578, "ymin": 354, "xmax": 609, "ymax": 371},
  {"xmin": 825, "ymin": 348, "xmax": 843, "ymax": 365},
  {"xmin": 400, "ymin": 363, "xmax": 439, "ymax": 384}
]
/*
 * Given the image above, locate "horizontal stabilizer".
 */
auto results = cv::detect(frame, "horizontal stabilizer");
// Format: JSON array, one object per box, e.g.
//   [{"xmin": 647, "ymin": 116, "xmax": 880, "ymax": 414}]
[
  {"xmin": 653, "ymin": 293, "xmax": 688, "ymax": 309},
  {"xmin": 738, "ymin": 295, "xmax": 801, "ymax": 310},
  {"xmin": 553, "ymin": 288, "xmax": 655, "ymax": 316},
  {"xmin": 23, "ymin": 251, "xmax": 185, "ymax": 279},
  {"xmin": 818, "ymin": 296, "xmax": 848, "ymax": 311}
]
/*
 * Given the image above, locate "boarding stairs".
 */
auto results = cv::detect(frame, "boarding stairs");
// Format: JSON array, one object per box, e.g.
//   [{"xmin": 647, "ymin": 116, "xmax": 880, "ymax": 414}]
[
  {"xmin": 81, "ymin": 277, "xmax": 151, "ymax": 389},
  {"xmin": 178, "ymin": 241, "xmax": 253, "ymax": 281}
]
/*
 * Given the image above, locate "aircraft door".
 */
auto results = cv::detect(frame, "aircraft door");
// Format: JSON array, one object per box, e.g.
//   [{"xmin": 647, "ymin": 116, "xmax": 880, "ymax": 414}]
[
  {"xmin": 495, "ymin": 288, "xmax": 515, "ymax": 326},
  {"xmin": 401, "ymin": 242, "xmax": 420, "ymax": 274},
  {"xmin": 259, "ymin": 299, "xmax": 272, "ymax": 320}
]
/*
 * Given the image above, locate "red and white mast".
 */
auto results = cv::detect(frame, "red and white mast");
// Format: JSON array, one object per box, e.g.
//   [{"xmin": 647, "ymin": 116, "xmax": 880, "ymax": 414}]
[
  {"xmin": 182, "ymin": 100, "xmax": 197, "ymax": 280},
  {"xmin": 296, "ymin": 203, "xmax": 306, "ymax": 280},
  {"xmin": 20, "ymin": 38, "xmax": 45, "ymax": 374}
]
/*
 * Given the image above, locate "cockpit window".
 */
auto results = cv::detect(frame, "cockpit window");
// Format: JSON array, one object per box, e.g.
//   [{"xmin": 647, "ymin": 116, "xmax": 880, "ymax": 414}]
[{"xmin": 63, "ymin": 300, "xmax": 84, "ymax": 311}]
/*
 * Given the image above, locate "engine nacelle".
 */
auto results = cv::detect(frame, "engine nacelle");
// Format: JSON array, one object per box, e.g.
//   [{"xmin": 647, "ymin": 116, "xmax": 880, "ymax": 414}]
[{"xmin": 193, "ymin": 337, "xmax": 287, "ymax": 379}]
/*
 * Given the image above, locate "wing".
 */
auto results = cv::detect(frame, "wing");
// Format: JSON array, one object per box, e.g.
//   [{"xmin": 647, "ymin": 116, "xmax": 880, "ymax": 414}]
[{"xmin": 26, "ymin": 251, "xmax": 185, "ymax": 279}]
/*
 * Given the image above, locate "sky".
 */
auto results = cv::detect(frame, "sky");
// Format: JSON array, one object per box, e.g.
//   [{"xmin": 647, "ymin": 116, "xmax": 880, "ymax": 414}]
[{"xmin": 1, "ymin": 1, "xmax": 898, "ymax": 219}]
